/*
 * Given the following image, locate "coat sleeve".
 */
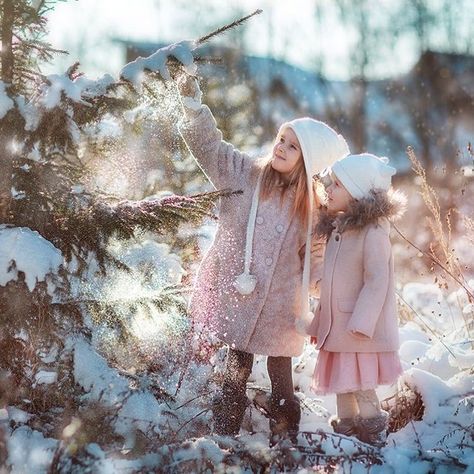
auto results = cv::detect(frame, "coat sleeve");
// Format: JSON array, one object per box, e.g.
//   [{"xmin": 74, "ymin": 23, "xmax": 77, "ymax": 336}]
[
  {"xmin": 178, "ymin": 104, "xmax": 253, "ymax": 189},
  {"xmin": 346, "ymin": 226, "xmax": 391, "ymax": 338}
]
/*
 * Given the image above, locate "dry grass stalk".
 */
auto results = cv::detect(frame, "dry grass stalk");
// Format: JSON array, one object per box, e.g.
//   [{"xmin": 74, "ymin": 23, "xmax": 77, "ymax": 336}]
[
  {"xmin": 397, "ymin": 297, "xmax": 415, "ymax": 325},
  {"xmin": 406, "ymin": 147, "xmax": 473, "ymax": 341},
  {"xmin": 462, "ymin": 214, "xmax": 474, "ymax": 246},
  {"xmin": 407, "ymin": 146, "xmax": 462, "ymax": 283}
]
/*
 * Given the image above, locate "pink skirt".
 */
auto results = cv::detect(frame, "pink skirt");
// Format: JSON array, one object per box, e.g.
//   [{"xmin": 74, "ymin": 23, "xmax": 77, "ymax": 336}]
[{"xmin": 311, "ymin": 350, "xmax": 403, "ymax": 395}]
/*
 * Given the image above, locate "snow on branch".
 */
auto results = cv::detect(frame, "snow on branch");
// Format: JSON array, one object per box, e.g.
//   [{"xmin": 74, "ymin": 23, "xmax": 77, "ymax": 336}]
[{"xmin": 119, "ymin": 9, "xmax": 263, "ymax": 88}]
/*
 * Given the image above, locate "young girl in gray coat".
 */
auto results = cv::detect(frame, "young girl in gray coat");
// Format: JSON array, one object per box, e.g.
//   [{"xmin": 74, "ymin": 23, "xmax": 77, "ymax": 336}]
[{"xmin": 176, "ymin": 73, "xmax": 349, "ymax": 440}]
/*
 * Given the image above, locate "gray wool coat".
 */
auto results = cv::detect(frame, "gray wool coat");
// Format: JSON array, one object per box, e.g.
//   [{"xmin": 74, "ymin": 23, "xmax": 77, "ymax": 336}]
[{"xmin": 179, "ymin": 105, "xmax": 323, "ymax": 357}]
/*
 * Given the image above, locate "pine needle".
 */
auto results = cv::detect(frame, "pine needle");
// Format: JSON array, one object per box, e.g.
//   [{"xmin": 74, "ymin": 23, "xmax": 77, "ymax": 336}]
[{"xmin": 196, "ymin": 9, "xmax": 263, "ymax": 46}]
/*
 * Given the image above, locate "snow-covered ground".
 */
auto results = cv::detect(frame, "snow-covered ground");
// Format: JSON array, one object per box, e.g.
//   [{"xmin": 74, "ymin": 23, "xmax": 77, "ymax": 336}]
[
  {"xmin": 2, "ymin": 220, "xmax": 473, "ymax": 473},
  {"xmin": 1, "ymin": 38, "xmax": 473, "ymax": 474}
]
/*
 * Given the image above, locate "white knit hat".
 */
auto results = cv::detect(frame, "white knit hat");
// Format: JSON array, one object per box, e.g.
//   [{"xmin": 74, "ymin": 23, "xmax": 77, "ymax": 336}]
[
  {"xmin": 281, "ymin": 118, "xmax": 350, "ymax": 178},
  {"xmin": 234, "ymin": 118, "xmax": 350, "ymax": 333},
  {"xmin": 331, "ymin": 153, "xmax": 396, "ymax": 200}
]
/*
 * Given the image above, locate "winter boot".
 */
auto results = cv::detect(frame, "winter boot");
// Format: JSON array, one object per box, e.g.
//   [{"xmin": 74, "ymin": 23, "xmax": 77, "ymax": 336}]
[
  {"xmin": 212, "ymin": 392, "xmax": 249, "ymax": 436},
  {"xmin": 356, "ymin": 410, "xmax": 389, "ymax": 447},
  {"xmin": 269, "ymin": 397, "xmax": 301, "ymax": 446},
  {"xmin": 329, "ymin": 416, "xmax": 358, "ymax": 437}
]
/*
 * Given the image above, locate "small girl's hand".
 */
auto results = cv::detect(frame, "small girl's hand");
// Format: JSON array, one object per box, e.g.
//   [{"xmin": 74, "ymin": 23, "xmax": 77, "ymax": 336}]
[
  {"xmin": 177, "ymin": 74, "xmax": 200, "ymax": 97},
  {"xmin": 177, "ymin": 74, "xmax": 203, "ymax": 111},
  {"xmin": 310, "ymin": 336, "xmax": 317, "ymax": 345},
  {"xmin": 350, "ymin": 330, "xmax": 370, "ymax": 340}
]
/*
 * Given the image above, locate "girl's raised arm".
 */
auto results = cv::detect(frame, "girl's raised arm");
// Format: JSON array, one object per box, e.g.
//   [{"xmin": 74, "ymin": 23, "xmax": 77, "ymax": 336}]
[{"xmin": 177, "ymin": 75, "xmax": 253, "ymax": 190}]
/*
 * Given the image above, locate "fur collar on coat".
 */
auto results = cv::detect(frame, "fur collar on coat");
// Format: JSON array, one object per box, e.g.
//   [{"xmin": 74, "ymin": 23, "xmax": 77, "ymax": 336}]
[{"xmin": 315, "ymin": 189, "xmax": 406, "ymax": 240}]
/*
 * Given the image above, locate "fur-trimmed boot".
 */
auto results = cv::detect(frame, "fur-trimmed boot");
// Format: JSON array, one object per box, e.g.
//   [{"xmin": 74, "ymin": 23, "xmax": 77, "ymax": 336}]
[
  {"xmin": 212, "ymin": 392, "xmax": 249, "ymax": 436},
  {"xmin": 329, "ymin": 416, "xmax": 358, "ymax": 437},
  {"xmin": 356, "ymin": 410, "xmax": 389, "ymax": 447},
  {"xmin": 269, "ymin": 397, "xmax": 301, "ymax": 446}
]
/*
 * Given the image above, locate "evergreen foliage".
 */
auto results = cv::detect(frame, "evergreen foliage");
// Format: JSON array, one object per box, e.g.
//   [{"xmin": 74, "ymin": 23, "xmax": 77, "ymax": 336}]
[
  {"xmin": 0, "ymin": 0, "xmax": 228, "ymax": 272},
  {"xmin": 0, "ymin": 0, "xmax": 236, "ymax": 450}
]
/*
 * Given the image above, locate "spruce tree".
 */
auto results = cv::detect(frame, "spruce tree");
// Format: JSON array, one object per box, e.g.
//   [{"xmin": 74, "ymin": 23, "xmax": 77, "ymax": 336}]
[
  {"xmin": 0, "ymin": 0, "xmax": 224, "ymax": 416},
  {"xmin": 0, "ymin": 3, "xmax": 262, "ymax": 468}
]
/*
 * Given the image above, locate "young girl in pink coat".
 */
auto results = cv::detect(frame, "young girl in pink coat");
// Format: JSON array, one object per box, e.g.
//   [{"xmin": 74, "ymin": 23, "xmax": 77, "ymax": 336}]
[
  {"xmin": 308, "ymin": 153, "xmax": 405, "ymax": 447},
  {"xmin": 175, "ymin": 73, "xmax": 350, "ymax": 440}
]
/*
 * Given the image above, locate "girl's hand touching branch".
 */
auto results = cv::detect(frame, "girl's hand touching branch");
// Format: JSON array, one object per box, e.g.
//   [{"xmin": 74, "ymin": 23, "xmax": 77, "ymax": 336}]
[{"xmin": 177, "ymin": 74, "xmax": 202, "ymax": 111}]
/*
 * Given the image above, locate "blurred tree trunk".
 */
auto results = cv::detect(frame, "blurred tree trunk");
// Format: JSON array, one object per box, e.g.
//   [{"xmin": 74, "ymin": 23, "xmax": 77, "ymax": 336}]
[
  {"xmin": 336, "ymin": 0, "xmax": 371, "ymax": 152},
  {"xmin": 0, "ymin": 0, "xmax": 15, "ymax": 219},
  {"xmin": 351, "ymin": 77, "xmax": 367, "ymax": 152},
  {"xmin": 350, "ymin": 1, "xmax": 369, "ymax": 152},
  {"xmin": 1, "ymin": 0, "xmax": 14, "ymax": 83}
]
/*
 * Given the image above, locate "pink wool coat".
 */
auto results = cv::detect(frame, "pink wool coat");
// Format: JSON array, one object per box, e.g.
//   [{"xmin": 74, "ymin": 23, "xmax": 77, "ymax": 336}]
[
  {"xmin": 180, "ymin": 105, "xmax": 323, "ymax": 357},
  {"xmin": 307, "ymin": 191, "xmax": 405, "ymax": 353}
]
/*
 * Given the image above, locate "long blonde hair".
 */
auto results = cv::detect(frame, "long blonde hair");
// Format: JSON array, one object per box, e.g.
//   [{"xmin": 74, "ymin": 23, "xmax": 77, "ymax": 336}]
[{"xmin": 258, "ymin": 155, "xmax": 323, "ymax": 229}]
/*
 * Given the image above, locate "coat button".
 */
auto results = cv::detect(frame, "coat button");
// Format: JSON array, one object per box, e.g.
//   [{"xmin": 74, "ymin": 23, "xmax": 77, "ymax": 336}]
[
  {"xmin": 265, "ymin": 257, "xmax": 273, "ymax": 266},
  {"xmin": 256, "ymin": 216, "xmax": 264, "ymax": 224},
  {"xmin": 276, "ymin": 224, "xmax": 284, "ymax": 232},
  {"xmin": 335, "ymin": 234, "xmax": 340, "ymax": 242}
]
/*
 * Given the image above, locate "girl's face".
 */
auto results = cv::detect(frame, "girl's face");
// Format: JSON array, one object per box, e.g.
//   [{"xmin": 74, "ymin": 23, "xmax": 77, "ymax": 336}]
[
  {"xmin": 326, "ymin": 174, "xmax": 353, "ymax": 213},
  {"xmin": 271, "ymin": 127, "xmax": 302, "ymax": 178}
]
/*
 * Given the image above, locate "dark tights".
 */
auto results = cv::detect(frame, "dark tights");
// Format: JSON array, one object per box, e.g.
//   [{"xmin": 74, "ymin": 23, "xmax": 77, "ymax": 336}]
[{"xmin": 214, "ymin": 348, "xmax": 296, "ymax": 435}]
